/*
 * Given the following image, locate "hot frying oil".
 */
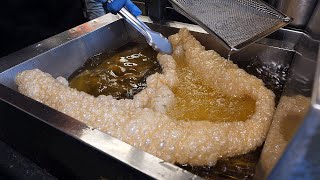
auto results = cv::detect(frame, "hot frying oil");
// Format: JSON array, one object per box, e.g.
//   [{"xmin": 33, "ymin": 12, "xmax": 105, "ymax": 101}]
[
  {"xmin": 167, "ymin": 61, "xmax": 256, "ymax": 122},
  {"xmin": 68, "ymin": 43, "xmax": 161, "ymax": 99}
]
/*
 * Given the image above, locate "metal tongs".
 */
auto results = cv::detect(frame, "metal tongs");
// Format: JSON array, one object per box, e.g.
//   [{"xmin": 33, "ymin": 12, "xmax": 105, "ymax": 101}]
[{"xmin": 118, "ymin": 8, "xmax": 173, "ymax": 55}]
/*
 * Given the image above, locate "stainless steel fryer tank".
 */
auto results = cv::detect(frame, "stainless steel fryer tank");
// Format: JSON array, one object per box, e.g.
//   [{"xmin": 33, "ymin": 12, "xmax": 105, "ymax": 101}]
[{"xmin": 0, "ymin": 13, "xmax": 319, "ymax": 179}]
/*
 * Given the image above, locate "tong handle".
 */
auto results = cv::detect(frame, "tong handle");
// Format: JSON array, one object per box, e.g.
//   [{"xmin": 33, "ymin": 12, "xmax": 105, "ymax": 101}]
[{"xmin": 118, "ymin": 8, "xmax": 151, "ymax": 38}]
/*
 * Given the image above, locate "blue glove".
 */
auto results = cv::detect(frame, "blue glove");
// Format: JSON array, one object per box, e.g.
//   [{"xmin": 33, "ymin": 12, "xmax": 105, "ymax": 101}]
[{"xmin": 105, "ymin": 0, "xmax": 142, "ymax": 16}]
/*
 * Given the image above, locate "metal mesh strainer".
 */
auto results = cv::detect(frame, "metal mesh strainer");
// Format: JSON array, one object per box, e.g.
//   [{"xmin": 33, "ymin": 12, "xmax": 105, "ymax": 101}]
[{"xmin": 169, "ymin": 0, "xmax": 291, "ymax": 51}]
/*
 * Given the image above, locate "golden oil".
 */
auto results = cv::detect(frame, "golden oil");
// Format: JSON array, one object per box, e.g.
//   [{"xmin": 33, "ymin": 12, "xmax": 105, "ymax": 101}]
[
  {"xmin": 69, "ymin": 42, "xmax": 161, "ymax": 99},
  {"xmin": 167, "ymin": 61, "xmax": 256, "ymax": 122}
]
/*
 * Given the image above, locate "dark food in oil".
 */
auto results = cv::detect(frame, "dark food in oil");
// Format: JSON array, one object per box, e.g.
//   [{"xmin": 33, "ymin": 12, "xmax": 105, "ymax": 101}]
[{"xmin": 69, "ymin": 43, "xmax": 161, "ymax": 99}]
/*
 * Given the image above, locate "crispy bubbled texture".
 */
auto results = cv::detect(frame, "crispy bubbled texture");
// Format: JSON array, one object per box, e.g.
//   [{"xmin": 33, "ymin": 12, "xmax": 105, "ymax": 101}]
[{"xmin": 15, "ymin": 28, "xmax": 275, "ymax": 166}]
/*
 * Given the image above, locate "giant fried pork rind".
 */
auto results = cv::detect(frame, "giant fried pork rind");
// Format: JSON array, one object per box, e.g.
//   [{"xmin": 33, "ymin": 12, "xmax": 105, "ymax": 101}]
[{"xmin": 15, "ymin": 28, "xmax": 275, "ymax": 166}]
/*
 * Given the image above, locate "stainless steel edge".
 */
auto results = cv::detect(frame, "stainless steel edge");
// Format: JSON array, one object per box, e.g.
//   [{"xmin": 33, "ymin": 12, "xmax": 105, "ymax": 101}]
[
  {"xmin": 306, "ymin": 1, "xmax": 320, "ymax": 40},
  {"xmin": 311, "ymin": 48, "xmax": 320, "ymax": 107},
  {"xmin": 0, "ymin": 14, "xmax": 121, "ymax": 73}
]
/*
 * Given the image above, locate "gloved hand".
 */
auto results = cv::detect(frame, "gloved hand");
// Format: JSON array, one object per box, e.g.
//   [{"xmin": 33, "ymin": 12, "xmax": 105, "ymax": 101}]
[{"xmin": 105, "ymin": 0, "xmax": 142, "ymax": 16}]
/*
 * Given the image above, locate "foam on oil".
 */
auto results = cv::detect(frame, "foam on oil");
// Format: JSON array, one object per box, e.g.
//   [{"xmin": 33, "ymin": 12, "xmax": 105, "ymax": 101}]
[{"xmin": 167, "ymin": 58, "xmax": 256, "ymax": 122}]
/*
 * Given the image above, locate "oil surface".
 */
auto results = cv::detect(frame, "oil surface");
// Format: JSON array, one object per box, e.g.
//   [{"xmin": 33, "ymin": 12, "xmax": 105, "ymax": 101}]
[
  {"xmin": 241, "ymin": 60, "xmax": 289, "ymax": 104},
  {"xmin": 167, "ymin": 61, "xmax": 256, "ymax": 122},
  {"xmin": 69, "ymin": 43, "xmax": 161, "ymax": 99},
  {"xmin": 177, "ymin": 147, "xmax": 262, "ymax": 180}
]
